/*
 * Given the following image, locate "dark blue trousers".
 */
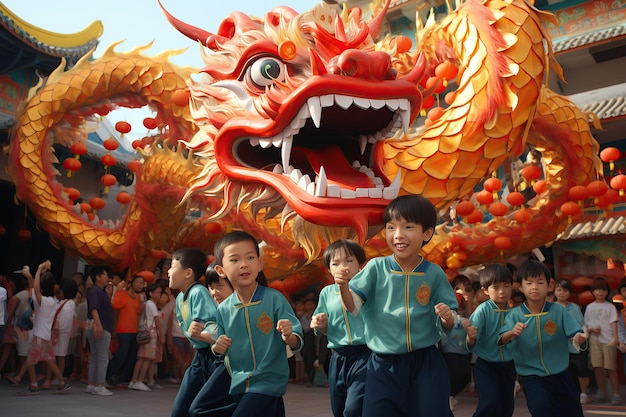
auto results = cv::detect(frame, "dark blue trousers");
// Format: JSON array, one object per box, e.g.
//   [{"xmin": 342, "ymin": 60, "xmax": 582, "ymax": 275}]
[
  {"xmin": 171, "ymin": 347, "xmax": 234, "ymax": 417},
  {"xmin": 329, "ymin": 345, "xmax": 370, "ymax": 417},
  {"xmin": 473, "ymin": 357, "xmax": 516, "ymax": 417},
  {"xmin": 362, "ymin": 345, "xmax": 453, "ymax": 417},
  {"xmin": 231, "ymin": 392, "xmax": 285, "ymax": 417},
  {"xmin": 520, "ymin": 371, "xmax": 583, "ymax": 417}
]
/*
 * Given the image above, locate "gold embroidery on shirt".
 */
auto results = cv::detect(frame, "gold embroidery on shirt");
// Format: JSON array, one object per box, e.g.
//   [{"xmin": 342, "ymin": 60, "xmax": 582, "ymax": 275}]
[
  {"xmin": 416, "ymin": 282, "xmax": 430, "ymax": 306},
  {"xmin": 544, "ymin": 320, "xmax": 556, "ymax": 336},
  {"xmin": 257, "ymin": 312, "xmax": 273, "ymax": 334}
]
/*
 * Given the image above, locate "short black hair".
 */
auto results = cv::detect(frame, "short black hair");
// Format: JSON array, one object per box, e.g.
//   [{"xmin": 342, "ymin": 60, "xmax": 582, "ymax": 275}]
[
  {"xmin": 383, "ymin": 195, "xmax": 437, "ymax": 245},
  {"xmin": 213, "ymin": 231, "xmax": 260, "ymax": 266},
  {"xmin": 89, "ymin": 266, "xmax": 109, "ymax": 283},
  {"xmin": 591, "ymin": 277, "xmax": 610, "ymax": 291},
  {"xmin": 145, "ymin": 282, "xmax": 160, "ymax": 298},
  {"xmin": 61, "ymin": 279, "xmax": 78, "ymax": 300},
  {"xmin": 171, "ymin": 248, "xmax": 208, "ymax": 282},
  {"xmin": 555, "ymin": 279, "xmax": 572, "ymax": 292},
  {"xmin": 517, "ymin": 260, "xmax": 552, "ymax": 283},
  {"xmin": 479, "ymin": 264, "xmax": 513, "ymax": 288},
  {"xmin": 323, "ymin": 240, "xmax": 366, "ymax": 270},
  {"xmin": 205, "ymin": 261, "xmax": 221, "ymax": 286},
  {"xmin": 40, "ymin": 271, "xmax": 56, "ymax": 297}
]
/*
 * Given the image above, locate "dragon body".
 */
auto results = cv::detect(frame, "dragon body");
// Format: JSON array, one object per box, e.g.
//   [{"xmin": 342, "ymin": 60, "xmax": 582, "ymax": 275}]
[{"xmin": 8, "ymin": 0, "xmax": 601, "ymax": 287}]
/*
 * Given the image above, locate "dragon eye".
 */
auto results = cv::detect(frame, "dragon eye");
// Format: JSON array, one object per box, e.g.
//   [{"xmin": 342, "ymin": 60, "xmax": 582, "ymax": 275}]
[{"xmin": 246, "ymin": 57, "xmax": 286, "ymax": 88}]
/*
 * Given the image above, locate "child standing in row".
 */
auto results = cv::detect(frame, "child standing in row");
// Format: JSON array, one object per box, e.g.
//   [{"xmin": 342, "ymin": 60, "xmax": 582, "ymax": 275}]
[
  {"xmin": 466, "ymin": 263, "xmax": 516, "ymax": 417},
  {"xmin": 584, "ymin": 276, "xmax": 621, "ymax": 405},
  {"xmin": 337, "ymin": 195, "xmax": 458, "ymax": 417},
  {"xmin": 169, "ymin": 248, "xmax": 234, "ymax": 417},
  {"xmin": 554, "ymin": 279, "xmax": 591, "ymax": 404},
  {"xmin": 311, "ymin": 239, "xmax": 370, "ymax": 417},
  {"xmin": 213, "ymin": 231, "xmax": 303, "ymax": 417},
  {"xmin": 499, "ymin": 260, "xmax": 586, "ymax": 416}
]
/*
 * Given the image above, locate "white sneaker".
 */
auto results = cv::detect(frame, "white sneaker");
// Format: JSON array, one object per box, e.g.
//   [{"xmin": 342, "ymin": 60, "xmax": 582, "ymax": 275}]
[
  {"xmin": 85, "ymin": 384, "xmax": 95, "ymax": 394},
  {"xmin": 127, "ymin": 381, "xmax": 136, "ymax": 390},
  {"xmin": 580, "ymin": 393, "xmax": 588, "ymax": 404},
  {"xmin": 91, "ymin": 385, "xmax": 113, "ymax": 396},
  {"xmin": 132, "ymin": 381, "xmax": 151, "ymax": 392}
]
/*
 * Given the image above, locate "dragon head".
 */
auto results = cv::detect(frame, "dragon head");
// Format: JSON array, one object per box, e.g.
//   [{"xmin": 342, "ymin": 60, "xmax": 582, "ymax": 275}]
[{"xmin": 162, "ymin": 1, "xmax": 426, "ymax": 256}]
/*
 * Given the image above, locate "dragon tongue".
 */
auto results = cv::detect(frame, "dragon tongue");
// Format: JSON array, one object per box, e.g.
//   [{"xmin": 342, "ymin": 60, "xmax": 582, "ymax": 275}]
[{"xmin": 292, "ymin": 145, "xmax": 374, "ymax": 189}]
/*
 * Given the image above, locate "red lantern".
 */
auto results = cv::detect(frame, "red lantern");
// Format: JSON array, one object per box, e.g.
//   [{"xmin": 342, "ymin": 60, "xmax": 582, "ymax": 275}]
[
  {"xmin": 444, "ymin": 92, "xmax": 456, "ymax": 105},
  {"xmin": 475, "ymin": 189, "xmax": 494, "ymax": 206},
  {"xmin": 493, "ymin": 236, "xmax": 511, "ymax": 256},
  {"xmin": 62, "ymin": 157, "xmax": 82, "ymax": 177},
  {"xmin": 103, "ymin": 138, "xmax": 119, "ymax": 151},
  {"xmin": 64, "ymin": 187, "xmax": 81, "ymax": 202},
  {"xmin": 568, "ymin": 185, "xmax": 589, "ymax": 202},
  {"xmin": 467, "ymin": 209, "xmax": 484, "ymax": 224},
  {"xmin": 597, "ymin": 189, "xmax": 619, "ymax": 209},
  {"xmin": 514, "ymin": 208, "xmax": 531, "ymax": 224},
  {"xmin": 101, "ymin": 154, "xmax": 116, "ymax": 167},
  {"xmin": 116, "ymin": 191, "xmax": 132, "ymax": 205},
  {"xmin": 16, "ymin": 229, "xmax": 31, "ymax": 241},
  {"xmin": 143, "ymin": 117, "xmax": 158, "ymax": 130},
  {"xmin": 203, "ymin": 222, "xmax": 222, "ymax": 234},
  {"xmin": 422, "ymin": 95, "xmax": 435, "ymax": 109},
  {"xmin": 600, "ymin": 147, "xmax": 621, "ymax": 171},
  {"xmin": 115, "ymin": 121, "xmax": 131, "ymax": 134},
  {"xmin": 101, "ymin": 173, "xmax": 117, "ymax": 193},
  {"xmin": 610, "ymin": 174, "xmax": 626, "ymax": 196},
  {"xmin": 455, "ymin": 201, "xmax": 475, "ymax": 218},
  {"xmin": 578, "ymin": 291, "xmax": 594, "ymax": 306},
  {"xmin": 532, "ymin": 180, "xmax": 547, "ymax": 195},
  {"xmin": 484, "ymin": 178, "xmax": 502, "ymax": 200},
  {"xmin": 435, "ymin": 61, "xmax": 458, "ymax": 87},
  {"xmin": 393, "ymin": 35, "xmax": 412, "ymax": 53},
  {"xmin": 172, "ymin": 89, "xmax": 190, "ymax": 107},
  {"xmin": 560, "ymin": 201, "xmax": 581, "ymax": 223},
  {"xmin": 128, "ymin": 160, "xmax": 142, "ymax": 173},
  {"xmin": 489, "ymin": 202, "xmax": 509, "ymax": 217},
  {"xmin": 89, "ymin": 197, "xmax": 106, "ymax": 212},
  {"xmin": 521, "ymin": 165, "xmax": 542, "ymax": 183},
  {"xmin": 506, "ymin": 192, "xmax": 525, "ymax": 207},
  {"xmin": 587, "ymin": 180, "xmax": 608, "ymax": 205},
  {"xmin": 427, "ymin": 107, "xmax": 444, "ymax": 122},
  {"xmin": 70, "ymin": 143, "xmax": 87, "ymax": 156},
  {"xmin": 131, "ymin": 140, "xmax": 142, "ymax": 149},
  {"xmin": 79, "ymin": 202, "xmax": 92, "ymax": 214}
]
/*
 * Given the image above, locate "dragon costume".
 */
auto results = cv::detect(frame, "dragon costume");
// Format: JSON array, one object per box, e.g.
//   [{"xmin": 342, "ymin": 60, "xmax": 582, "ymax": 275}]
[{"xmin": 8, "ymin": 0, "xmax": 602, "ymax": 290}]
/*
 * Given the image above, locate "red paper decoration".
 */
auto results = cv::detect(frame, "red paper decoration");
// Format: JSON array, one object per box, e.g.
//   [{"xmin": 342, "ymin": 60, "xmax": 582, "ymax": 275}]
[
  {"xmin": 143, "ymin": 117, "xmax": 158, "ymax": 130},
  {"xmin": 521, "ymin": 165, "xmax": 542, "ymax": 183},
  {"xmin": 115, "ymin": 121, "xmax": 131, "ymax": 134},
  {"xmin": 506, "ymin": 192, "xmax": 525, "ymax": 207},
  {"xmin": 62, "ymin": 157, "xmax": 82, "ymax": 177},
  {"xmin": 116, "ymin": 191, "xmax": 132, "ymax": 205},
  {"xmin": 600, "ymin": 147, "xmax": 620, "ymax": 171},
  {"xmin": 489, "ymin": 202, "xmax": 509, "ymax": 217},
  {"xmin": 568, "ymin": 185, "xmax": 589, "ymax": 202},
  {"xmin": 456, "ymin": 201, "xmax": 475, "ymax": 217},
  {"xmin": 172, "ymin": 89, "xmax": 190, "ymax": 107},
  {"xmin": 610, "ymin": 174, "xmax": 626, "ymax": 196},
  {"xmin": 532, "ymin": 180, "xmax": 547, "ymax": 195},
  {"xmin": 89, "ymin": 197, "xmax": 106, "ymax": 212},
  {"xmin": 64, "ymin": 187, "xmax": 81, "ymax": 202}
]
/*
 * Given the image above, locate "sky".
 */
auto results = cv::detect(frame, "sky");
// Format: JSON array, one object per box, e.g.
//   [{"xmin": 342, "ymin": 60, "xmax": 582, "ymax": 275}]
[{"xmin": 3, "ymin": 0, "xmax": 323, "ymax": 139}]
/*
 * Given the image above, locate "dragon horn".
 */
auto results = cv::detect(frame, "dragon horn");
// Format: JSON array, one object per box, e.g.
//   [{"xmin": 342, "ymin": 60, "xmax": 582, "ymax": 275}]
[
  {"xmin": 157, "ymin": 0, "xmax": 226, "ymax": 49},
  {"xmin": 367, "ymin": 0, "xmax": 392, "ymax": 40}
]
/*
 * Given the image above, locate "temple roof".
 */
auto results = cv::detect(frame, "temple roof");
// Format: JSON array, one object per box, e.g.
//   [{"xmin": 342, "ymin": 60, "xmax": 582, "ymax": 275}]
[{"xmin": 0, "ymin": 2, "xmax": 102, "ymax": 74}]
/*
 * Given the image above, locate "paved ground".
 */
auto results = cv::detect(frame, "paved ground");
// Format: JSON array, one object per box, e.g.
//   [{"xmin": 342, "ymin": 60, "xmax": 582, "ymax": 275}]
[{"xmin": 2, "ymin": 379, "xmax": 626, "ymax": 416}]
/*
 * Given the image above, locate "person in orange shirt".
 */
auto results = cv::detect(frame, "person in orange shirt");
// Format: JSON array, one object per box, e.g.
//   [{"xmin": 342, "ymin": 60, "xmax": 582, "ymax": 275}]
[{"xmin": 106, "ymin": 275, "xmax": 145, "ymax": 386}]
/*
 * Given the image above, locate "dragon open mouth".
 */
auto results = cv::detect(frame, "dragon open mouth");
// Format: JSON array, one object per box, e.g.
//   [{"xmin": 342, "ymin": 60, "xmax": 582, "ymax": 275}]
[{"xmin": 233, "ymin": 94, "xmax": 408, "ymax": 200}]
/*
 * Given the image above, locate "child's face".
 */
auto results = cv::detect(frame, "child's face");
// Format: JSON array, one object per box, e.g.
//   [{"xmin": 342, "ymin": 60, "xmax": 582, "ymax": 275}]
[
  {"xmin": 328, "ymin": 248, "xmax": 361, "ymax": 283},
  {"xmin": 520, "ymin": 274, "xmax": 549, "ymax": 303},
  {"xmin": 158, "ymin": 292, "xmax": 169, "ymax": 308},
  {"xmin": 168, "ymin": 259, "xmax": 192, "ymax": 290},
  {"xmin": 385, "ymin": 216, "xmax": 433, "ymax": 270},
  {"xmin": 484, "ymin": 281, "xmax": 512, "ymax": 306},
  {"xmin": 209, "ymin": 277, "xmax": 234, "ymax": 304},
  {"xmin": 216, "ymin": 240, "xmax": 263, "ymax": 290},
  {"xmin": 151, "ymin": 287, "xmax": 162, "ymax": 302},
  {"xmin": 554, "ymin": 286, "xmax": 570, "ymax": 303},
  {"xmin": 592, "ymin": 286, "xmax": 609, "ymax": 301}
]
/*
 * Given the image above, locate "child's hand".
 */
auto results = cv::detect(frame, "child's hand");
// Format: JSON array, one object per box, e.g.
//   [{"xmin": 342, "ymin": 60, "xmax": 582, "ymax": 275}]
[
  {"xmin": 276, "ymin": 319, "xmax": 293, "ymax": 341},
  {"xmin": 574, "ymin": 332, "xmax": 588, "ymax": 346},
  {"xmin": 511, "ymin": 321, "xmax": 527, "ymax": 337},
  {"xmin": 310, "ymin": 313, "xmax": 327, "ymax": 330},
  {"xmin": 333, "ymin": 267, "xmax": 352, "ymax": 285},
  {"xmin": 213, "ymin": 335, "xmax": 231, "ymax": 355},
  {"xmin": 463, "ymin": 318, "xmax": 477, "ymax": 344},
  {"xmin": 434, "ymin": 303, "xmax": 455, "ymax": 324},
  {"xmin": 619, "ymin": 342, "xmax": 626, "ymax": 353},
  {"xmin": 188, "ymin": 320, "xmax": 204, "ymax": 338}
]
